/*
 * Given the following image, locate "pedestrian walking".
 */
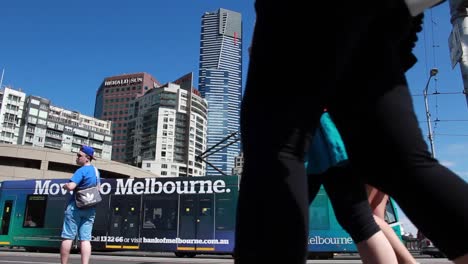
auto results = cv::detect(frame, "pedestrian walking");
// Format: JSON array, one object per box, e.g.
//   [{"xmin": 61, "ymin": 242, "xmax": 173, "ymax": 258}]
[{"xmin": 235, "ymin": 1, "xmax": 467, "ymax": 263}]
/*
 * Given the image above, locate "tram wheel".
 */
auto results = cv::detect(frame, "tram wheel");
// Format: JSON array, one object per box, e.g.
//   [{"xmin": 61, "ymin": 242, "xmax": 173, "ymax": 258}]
[
  {"xmin": 174, "ymin": 252, "xmax": 185, "ymax": 257},
  {"xmin": 24, "ymin": 247, "xmax": 38, "ymax": 252}
]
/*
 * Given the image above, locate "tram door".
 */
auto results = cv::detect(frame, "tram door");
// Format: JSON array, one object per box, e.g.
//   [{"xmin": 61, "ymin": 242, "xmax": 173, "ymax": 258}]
[
  {"xmin": 107, "ymin": 195, "xmax": 141, "ymax": 248},
  {"xmin": 0, "ymin": 198, "xmax": 15, "ymax": 238},
  {"xmin": 179, "ymin": 194, "xmax": 214, "ymax": 250}
]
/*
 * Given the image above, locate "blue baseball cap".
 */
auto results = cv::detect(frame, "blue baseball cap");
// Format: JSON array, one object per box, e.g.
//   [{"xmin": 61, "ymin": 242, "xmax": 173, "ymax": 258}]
[{"xmin": 80, "ymin": 145, "xmax": 95, "ymax": 160}]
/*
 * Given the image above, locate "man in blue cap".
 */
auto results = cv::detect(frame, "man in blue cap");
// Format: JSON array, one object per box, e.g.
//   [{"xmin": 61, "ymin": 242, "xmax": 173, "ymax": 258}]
[{"xmin": 60, "ymin": 145, "xmax": 100, "ymax": 264}]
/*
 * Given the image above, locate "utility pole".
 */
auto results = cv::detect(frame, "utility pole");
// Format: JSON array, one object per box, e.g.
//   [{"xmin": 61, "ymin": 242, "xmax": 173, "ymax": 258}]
[
  {"xmin": 448, "ymin": 0, "xmax": 468, "ymax": 108},
  {"xmin": 423, "ymin": 68, "xmax": 439, "ymax": 158}
]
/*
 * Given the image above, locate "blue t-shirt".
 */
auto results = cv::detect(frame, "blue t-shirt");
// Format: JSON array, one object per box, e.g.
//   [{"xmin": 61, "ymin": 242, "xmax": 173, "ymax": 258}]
[
  {"xmin": 70, "ymin": 165, "xmax": 100, "ymax": 189},
  {"xmin": 306, "ymin": 112, "xmax": 348, "ymax": 174}
]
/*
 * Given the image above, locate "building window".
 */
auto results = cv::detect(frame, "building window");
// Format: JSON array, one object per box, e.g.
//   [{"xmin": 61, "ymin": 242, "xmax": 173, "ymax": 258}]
[{"xmin": 23, "ymin": 195, "xmax": 47, "ymax": 228}]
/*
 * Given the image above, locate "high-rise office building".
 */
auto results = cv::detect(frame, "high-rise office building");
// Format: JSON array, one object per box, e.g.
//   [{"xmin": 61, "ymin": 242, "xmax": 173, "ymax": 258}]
[
  {"xmin": 126, "ymin": 73, "xmax": 208, "ymax": 177},
  {"xmin": 198, "ymin": 8, "xmax": 242, "ymax": 176},
  {"xmin": 94, "ymin": 72, "xmax": 160, "ymax": 162}
]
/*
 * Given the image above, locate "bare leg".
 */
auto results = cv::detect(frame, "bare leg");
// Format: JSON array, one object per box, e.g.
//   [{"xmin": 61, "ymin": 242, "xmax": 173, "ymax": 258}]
[
  {"xmin": 368, "ymin": 186, "xmax": 418, "ymax": 264},
  {"xmin": 373, "ymin": 216, "xmax": 417, "ymax": 263},
  {"xmin": 60, "ymin": 239, "xmax": 73, "ymax": 264},
  {"xmin": 320, "ymin": 167, "xmax": 398, "ymax": 263},
  {"xmin": 356, "ymin": 231, "xmax": 398, "ymax": 264},
  {"xmin": 79, "ymin": 240, "xmax": 92, "ymax": 264}
]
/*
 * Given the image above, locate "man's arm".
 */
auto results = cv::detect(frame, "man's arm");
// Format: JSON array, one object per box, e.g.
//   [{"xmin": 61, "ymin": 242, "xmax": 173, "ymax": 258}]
[{"xmin": 62, "ymin": 181, "xmax": 77, "ymax": 191}]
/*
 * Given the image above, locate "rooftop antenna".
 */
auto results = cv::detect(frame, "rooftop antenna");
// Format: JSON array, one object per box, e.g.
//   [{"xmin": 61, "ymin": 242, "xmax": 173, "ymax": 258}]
[{"xmin": 0, "ymin": 68, "xmax": 4, "ymax": 89}]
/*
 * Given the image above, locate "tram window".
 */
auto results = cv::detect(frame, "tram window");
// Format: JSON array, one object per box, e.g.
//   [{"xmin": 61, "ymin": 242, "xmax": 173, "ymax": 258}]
[
  {"xmin": 44, "ymin": 196, "xmax": 67, "ymax": 228},
  {"xmin": 215, "ymin": 197, "xmax": 235, "ymax": 230},
  {"xmin": 23, "ymin": 195, "xmax": 47, "ymax": 228},
  {"xmin": 143, "ymin": 215, "xmax": 157, "ymax": 229},
  {"xmin": 142, "ymin": 207, "xmax": 162, "ymax": 229},
  {"xmin": 309, "ymin": 191, "xmax": 330, "ymax": 230},
  {"xmin": 143, "ymin": 199, "xmax": 177, "ymax": 230},
  {"xmin": 163, "ymin": 211, "xmax": 177, "ymax": 230},
  {"xmin": 385, "ymin": 199, "xmax": 397, "ymax": 224}
]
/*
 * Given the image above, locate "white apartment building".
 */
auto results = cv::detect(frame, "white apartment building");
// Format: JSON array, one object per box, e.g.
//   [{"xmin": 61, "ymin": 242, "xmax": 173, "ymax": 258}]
[
  {"xmin": 0, "ymin": 87, "xmax": 26, "ymax": 144},
  {"xmin": 126, "ymin": 74, "xmax": 208, "ymax": 176},
  {"xmin": 16, "ymin": 94, "xmax": 113, "ymax": 159}
]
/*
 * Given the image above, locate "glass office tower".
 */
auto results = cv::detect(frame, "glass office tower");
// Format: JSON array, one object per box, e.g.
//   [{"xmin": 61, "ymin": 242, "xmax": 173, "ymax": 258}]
[{"xmin": 198, "ymin": 8, "xmax": 242, "ymax": 176}]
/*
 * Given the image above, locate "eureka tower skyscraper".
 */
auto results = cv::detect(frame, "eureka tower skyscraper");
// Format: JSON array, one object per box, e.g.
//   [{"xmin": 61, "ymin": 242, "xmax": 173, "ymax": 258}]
[{"xmin": 198, "ymin": 8, "xmax": 242, "ymax": 176}]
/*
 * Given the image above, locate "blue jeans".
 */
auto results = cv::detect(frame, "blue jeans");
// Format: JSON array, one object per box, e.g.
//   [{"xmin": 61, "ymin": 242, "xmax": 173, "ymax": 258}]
[{"xmin": 61, "ymin": 201, "xmax": 96, "ymax": 241}]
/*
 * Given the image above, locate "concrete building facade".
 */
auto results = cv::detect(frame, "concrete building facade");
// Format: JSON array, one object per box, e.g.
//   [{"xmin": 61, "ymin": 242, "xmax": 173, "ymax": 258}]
[
  {"xmin": 126, "ymin": 73, "xmax": 208, "ymax": 177},
  {"xmin": 0, "ymin": 87, "xmax": 112, "ymax": 160},
  {"xmin": 18, "ymin": 95, "xmax": 113, "ymax": 160},
  {"xmin": 0, "ymin": 144, "xmax": 157, "ymax": 183}
]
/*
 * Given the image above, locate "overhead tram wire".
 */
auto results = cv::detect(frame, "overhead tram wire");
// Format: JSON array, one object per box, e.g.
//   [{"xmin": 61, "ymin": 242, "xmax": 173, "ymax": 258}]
[
  {"xmin": 416, "ymin": 10, "xmax": 468, "ymax": 144},
  {"xmin": 434, "ymin": 133, "xmax": 468, "ymax": 137},
  {"xmin": 196, "ymin": 131, "xmax": 241, "ymax": 176},
  {"xmin": 432, "ymin": 119, "xmax": 468, "ymax": 122},
  {"xmin": 411, "ymin": 91, "xmax": 465, "ymax": 96}
]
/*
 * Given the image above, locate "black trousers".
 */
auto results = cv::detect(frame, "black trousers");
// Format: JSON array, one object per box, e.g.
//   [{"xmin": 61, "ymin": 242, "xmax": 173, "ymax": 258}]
[{"xmin": 234, "ymin": 0, "xmax": 468, "ymax": 262}]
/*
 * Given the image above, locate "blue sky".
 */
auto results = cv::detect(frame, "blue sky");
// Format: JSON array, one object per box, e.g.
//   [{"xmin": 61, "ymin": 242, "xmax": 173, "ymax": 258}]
[
  {"xmin": 1, "ymin": 1, "xmax": 466, "ymax": 236},
  {"xmin": 397, "ymin": 3, "xmax": 468, "ymax": 235},
  {"xmin": 0, "ymin": 0, "xmax": 256, "ymax": 115},
  {"xmin": 408, "ymin": 3, "xmax": 468, "ymax": 186}
]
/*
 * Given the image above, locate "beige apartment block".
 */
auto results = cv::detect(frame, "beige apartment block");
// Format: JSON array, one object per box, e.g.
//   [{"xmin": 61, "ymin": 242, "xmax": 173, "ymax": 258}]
[{"xmin": 0, "ymin": 144, "xmax": 159, "ymax": 182}]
